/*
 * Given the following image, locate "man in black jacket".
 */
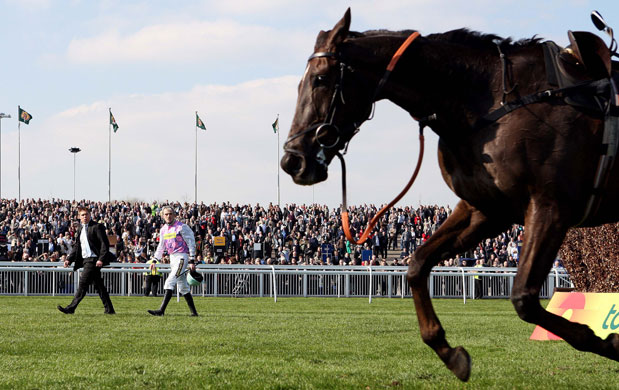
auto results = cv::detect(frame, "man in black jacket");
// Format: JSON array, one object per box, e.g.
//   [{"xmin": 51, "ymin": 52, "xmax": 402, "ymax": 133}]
[{"xmin": 57, "ymin": 207, "xmax": 116, "ymax": 314}]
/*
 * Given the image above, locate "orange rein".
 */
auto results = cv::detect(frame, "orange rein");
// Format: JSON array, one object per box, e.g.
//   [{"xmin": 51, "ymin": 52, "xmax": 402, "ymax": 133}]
[
  {"xmin": 339, "ymin": 132, "xmax": 424, "ymax": 245},
  {"xmin": 386, "ymin": 31, "xmax": 420, "ymax": 72},
  {"xmin": 339, "ymin": 31, "xmax": 424, "ymax": 245}
]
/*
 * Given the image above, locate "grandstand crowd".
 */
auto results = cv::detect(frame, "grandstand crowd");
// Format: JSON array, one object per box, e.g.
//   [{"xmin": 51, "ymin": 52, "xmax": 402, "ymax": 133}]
[{"xmin": 0, "ymin": 198, "xmax": 525, "ymax": 267}]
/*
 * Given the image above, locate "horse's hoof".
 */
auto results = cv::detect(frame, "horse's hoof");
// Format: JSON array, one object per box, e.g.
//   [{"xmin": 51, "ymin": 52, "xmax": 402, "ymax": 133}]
[{"xmin": 446, "ymin": 346, "xmax": 471, "ymax": 382}]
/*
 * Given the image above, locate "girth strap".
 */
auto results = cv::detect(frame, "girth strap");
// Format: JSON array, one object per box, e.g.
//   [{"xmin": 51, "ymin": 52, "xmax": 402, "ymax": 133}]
[{"xmin": 578, "ymin": 76, "xmax": 619, "ymax": 225}]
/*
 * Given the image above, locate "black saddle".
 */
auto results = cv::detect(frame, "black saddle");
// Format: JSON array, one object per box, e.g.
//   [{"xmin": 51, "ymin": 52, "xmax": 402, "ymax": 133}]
[
  {"xmin": 541, "ymin": 31, "xmax": 618, "ymax": 226},
  {"xmin": 543, "ymin": 31, "xmax": 618, "ymax": 112}
]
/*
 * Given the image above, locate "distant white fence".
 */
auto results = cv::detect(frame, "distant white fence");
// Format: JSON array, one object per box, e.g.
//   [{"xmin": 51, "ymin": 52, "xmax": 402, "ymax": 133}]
[{"xmin": 0, "ymin": 262, "xmax": 573, "ymax": 300}]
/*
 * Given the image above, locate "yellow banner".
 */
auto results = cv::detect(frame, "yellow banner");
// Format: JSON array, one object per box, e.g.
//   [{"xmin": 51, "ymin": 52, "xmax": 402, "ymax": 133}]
[
  {"xmin": 214, "ymin": 236, "xmax": 226, "ymax": 246},
  {"xmin": 530, "ymin": 292, "xmax": 619, "ymax": 340}
]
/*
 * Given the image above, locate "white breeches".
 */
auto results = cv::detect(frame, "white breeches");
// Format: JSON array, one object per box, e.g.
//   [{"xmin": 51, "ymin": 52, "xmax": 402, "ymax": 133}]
[{"xmin": 164, "ymin": 253, "xmax": 190, "ymax": 295}]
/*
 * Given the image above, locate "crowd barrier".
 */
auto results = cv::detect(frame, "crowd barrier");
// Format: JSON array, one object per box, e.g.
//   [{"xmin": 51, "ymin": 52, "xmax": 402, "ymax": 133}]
[{"xmin": 0, "ymin": 262, "xmax": 573, "ymax": 301}]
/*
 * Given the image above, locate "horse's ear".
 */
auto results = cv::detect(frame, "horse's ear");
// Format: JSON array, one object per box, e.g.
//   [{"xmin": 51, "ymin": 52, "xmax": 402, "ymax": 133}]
[{"xmin": 327, "ymin": 8, "xmax": 351, "ymax": 46}]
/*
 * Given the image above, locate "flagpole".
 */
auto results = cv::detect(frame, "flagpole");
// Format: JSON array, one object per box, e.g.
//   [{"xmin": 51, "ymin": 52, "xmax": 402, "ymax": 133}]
[
  {"xmin": 108, "ymin": 108, "xmax": 111, "ymax": 202},
  {"xmin": 276, "ymin": 114, "xmax": 280, "ymax": 207},
  {"xmin": 195, "ymin": 111, "xmax": 198, "ymax": 204},
  {"xmin": 17, "ymin": 106, "xmax": 21, "ymax": 202},
  {"xmin": 0, "ymin": 113, "xmax": 7, "ymax": 199}
]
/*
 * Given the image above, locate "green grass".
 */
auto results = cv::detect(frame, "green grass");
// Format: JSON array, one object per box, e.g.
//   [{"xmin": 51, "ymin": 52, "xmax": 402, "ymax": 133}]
[{"xmin": 0, "ymin": 296, "xmax": 617, "ymax": 389}]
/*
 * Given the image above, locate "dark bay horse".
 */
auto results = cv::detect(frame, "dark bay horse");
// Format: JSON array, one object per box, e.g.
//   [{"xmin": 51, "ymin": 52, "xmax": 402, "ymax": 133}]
[{"xmin": 281, "ymin": 9, "xmax": 619, "ymax": 381}]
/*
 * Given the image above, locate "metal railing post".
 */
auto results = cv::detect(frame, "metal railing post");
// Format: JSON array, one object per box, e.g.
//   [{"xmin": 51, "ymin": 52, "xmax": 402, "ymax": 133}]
[
  {"xmin": 261, "ymin": 272, "xmax": 265, "ymax": 298},
  {"xmin": 368, "ymin": 266, "xmax": 372, "ymax": 304},
  {"xmin": 337, "ymin": 274, "xmax": 341, "ymax": 298},
  {"xmin": 74, "ymin": 270, "xmax": 80, "ymax": 295},
  {"xmin": 271, "ymin": 265, "xmax": 277, "ymax": 303},
  {"xmin": 303, "ymin": 270, "xmax": 307, "ymax": 298},
  {"xmin": 459, "ymin": 267, "xmax": 466, "ymax": 304},
  {"xmin": 213, "ymin": 271, "xmax": 218, "ymax": 297},
  {"xmin": 345, "ymin": 273, "xmax": 350, "ymax": 297}
]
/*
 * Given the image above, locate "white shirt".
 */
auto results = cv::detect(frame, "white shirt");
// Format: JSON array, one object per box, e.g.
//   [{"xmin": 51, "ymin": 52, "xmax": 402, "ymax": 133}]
[{"xmin": 80, "ymin": 224, "xmax": 95, "ymax": 259}]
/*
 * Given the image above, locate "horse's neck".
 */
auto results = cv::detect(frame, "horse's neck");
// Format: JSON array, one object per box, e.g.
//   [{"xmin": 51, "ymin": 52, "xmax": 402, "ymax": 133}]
[{"xmin": 383, "ymin": 40, "xmax": 502, "ymax": 133}]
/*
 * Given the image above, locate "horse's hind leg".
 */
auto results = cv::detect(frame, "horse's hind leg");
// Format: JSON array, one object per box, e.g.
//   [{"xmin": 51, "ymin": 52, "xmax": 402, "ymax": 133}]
[
  {"xmin": 407, "ymin": 200, "xmax": 508, "ymax": 382},
  {"xmin": 511, "ymin": 201, "xmax": 619, "ymax": 362}
]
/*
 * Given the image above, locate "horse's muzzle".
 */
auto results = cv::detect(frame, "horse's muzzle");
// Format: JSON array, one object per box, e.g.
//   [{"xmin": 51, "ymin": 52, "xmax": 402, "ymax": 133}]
[{"xmin": 281, "ymin": 151, "xmax": 328, "ymax": 185}]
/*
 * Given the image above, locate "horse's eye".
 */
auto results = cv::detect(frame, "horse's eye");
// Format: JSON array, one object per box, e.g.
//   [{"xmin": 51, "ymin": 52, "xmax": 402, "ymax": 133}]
[{"xmin": 312, "ymin": 75, "xmax": 328, "ymax": 88}]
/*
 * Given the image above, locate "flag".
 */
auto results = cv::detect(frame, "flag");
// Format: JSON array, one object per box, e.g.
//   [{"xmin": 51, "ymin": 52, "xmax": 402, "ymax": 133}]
[
  {"xmin": 110, "ymin": 110, "xmax": 119, "ymax": 133},
  {"xmin": 18, "ymin": 107, "xmax": 32, "ymax": 124},
  {"xmin": 196, "ymin": 113, "xmax": 206, "ymax": 130},
  {"xmin": 272, "ymin": 116, "xmax": 279, "ymax": 134}
]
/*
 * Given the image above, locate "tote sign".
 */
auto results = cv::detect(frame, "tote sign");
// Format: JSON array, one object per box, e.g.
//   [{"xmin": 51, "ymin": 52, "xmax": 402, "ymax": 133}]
[{"xmin": 530, "ymin": 292, "xmax": 619, "ymax": 340}]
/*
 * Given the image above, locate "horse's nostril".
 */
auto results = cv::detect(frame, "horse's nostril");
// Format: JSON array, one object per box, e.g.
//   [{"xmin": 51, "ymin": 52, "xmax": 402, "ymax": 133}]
[{"xmin": 281, "ymin": 153, "xmax": 305, "ymax": 176}]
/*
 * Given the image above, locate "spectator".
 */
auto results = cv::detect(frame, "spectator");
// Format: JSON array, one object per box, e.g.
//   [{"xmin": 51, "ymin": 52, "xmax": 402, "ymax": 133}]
[
  {"xmin": 143, "ymin": 257, "xmax": 162, "ymax": 297},
  {"xmin": 0, "ymin": 198, "xmax": 538, "ymax": 269}
]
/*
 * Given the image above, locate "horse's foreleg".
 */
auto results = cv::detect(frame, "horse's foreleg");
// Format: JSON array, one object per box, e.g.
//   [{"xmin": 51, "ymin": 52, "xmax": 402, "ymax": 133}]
[
  {"xmin": 407, "ymin": 200, "xmax": 506, "ymax": 382},
  {"xmin": 511, "ymin": 201, "xmax": 619, "ymax": 362}
]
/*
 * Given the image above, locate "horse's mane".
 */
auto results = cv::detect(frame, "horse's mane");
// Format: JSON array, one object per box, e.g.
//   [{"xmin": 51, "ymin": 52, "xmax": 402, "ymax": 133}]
[
  {"xmin": 352, "ymin": 28, "xmax": 543, "ymax": 51},
  {"xmin": 430, "ymin": 28, "xmax": 543, "ymax": 49}
]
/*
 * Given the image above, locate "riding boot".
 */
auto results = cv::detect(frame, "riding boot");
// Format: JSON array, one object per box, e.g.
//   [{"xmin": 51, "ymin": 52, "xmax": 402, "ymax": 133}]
[
  {"xmin": 184, "ymin": 293, "xmax": 198, "ymax": 316},
  {"xmin": 148, "ymin": 289, "xmax": 173, "ymax": 316}
]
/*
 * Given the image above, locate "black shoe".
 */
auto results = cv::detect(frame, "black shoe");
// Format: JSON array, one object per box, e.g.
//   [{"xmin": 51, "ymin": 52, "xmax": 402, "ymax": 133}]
[
  {"xmin": 57, "ymin": 305, "xmax": 74, "ymax": 314},
  {"xmin": 148, "ymin": 309, "xmax": 164, "ymax": 316},
  {"xmin": 190, "ymin": 312, "xmax": 199, "ymax": 317},
  {"xmin": 104, "ymin": 310, "xmax": 116, "ymax": 315}
]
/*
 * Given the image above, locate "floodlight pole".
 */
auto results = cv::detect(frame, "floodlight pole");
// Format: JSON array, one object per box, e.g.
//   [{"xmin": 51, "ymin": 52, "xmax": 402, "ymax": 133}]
[
  {"xmin": 69, "ymin": 147, "xmax": 81, "ymax": 201},
  {"xmin": 0, "ymin": 113, "xmax": 11, "ymax": 199}
]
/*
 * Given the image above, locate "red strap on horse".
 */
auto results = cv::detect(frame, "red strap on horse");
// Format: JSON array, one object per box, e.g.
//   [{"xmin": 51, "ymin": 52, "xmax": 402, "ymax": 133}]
[
  {"xmin": 340, "ymin": 31, "xmax": 424, "ymax": 245},
  {"xmin": 386, "ymin": 31, "xmax": 420, "ymax": 72},
  {"xmin": 340, "ymin": 133, "xmax": 425, "ymax": 245}
]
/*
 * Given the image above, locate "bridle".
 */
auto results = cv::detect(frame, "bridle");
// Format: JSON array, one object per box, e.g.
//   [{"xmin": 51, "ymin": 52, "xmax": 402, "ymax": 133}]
[
  {"xmin": 283, "ymin": 31, "xmax": 422, "ymax": 163},
  {"xmin": 284, "ymin": 31, "xmax": 427, "ymax": 245},
  {"xmin": 282, "ymin": 52, "xmax": 367, "ymax": 169}
]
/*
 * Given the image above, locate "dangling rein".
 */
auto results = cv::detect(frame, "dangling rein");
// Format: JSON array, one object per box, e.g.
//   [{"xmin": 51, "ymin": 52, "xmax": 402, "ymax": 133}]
[
  {"xmin": 337, "ymin": 132, "xmax": 425, "ymax": 245},
  {"xmin": 337, "ymin": 31, "xmax": 429, "ymax": 245}
]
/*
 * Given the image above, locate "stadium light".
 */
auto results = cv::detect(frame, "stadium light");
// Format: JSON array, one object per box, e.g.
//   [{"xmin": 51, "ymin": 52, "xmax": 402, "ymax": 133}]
[
  {"xmin": 0, "ymin": 113, "xmax": 11, "ymax": 199},
  {"xmin": 69, "ymin": 147, "xmax": 81, "ymax": 201}
]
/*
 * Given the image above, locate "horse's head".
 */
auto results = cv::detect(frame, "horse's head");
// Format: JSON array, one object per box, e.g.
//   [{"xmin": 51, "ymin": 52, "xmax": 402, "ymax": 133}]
[{"xmin": 281, "ymin": 9, "xmax": 376, "ymax": 185}]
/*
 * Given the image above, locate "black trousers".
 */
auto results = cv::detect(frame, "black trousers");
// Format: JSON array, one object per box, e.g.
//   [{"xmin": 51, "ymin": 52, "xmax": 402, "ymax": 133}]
[
  {"xmin": 144, "ymin": 275, "xmax": 161, "ymax": 296},
  {"xmin": 474, "ymin": 278, "xmax": 484, "ymax": 299},
  {"xmin": 67, "ymin": 260, "xmax": 115, "ymax": 312}
]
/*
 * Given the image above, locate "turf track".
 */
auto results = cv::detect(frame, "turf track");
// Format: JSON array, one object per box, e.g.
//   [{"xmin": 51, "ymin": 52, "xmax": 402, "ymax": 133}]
[{"xmin": 1, "ymin": 296, "xmax": 617, "ymax": 389}]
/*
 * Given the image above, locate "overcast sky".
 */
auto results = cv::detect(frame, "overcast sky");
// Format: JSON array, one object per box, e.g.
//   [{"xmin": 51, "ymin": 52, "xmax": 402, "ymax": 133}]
[{"xmin": 1, "ymin": 0, "xmax": 617, "ymax": 208}]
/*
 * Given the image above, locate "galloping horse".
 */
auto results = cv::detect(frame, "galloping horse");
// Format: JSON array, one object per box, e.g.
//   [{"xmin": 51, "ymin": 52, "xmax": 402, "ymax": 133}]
[{"xmin": 281, "ymin": 9, "xmax": 619, "ymax": 381}]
